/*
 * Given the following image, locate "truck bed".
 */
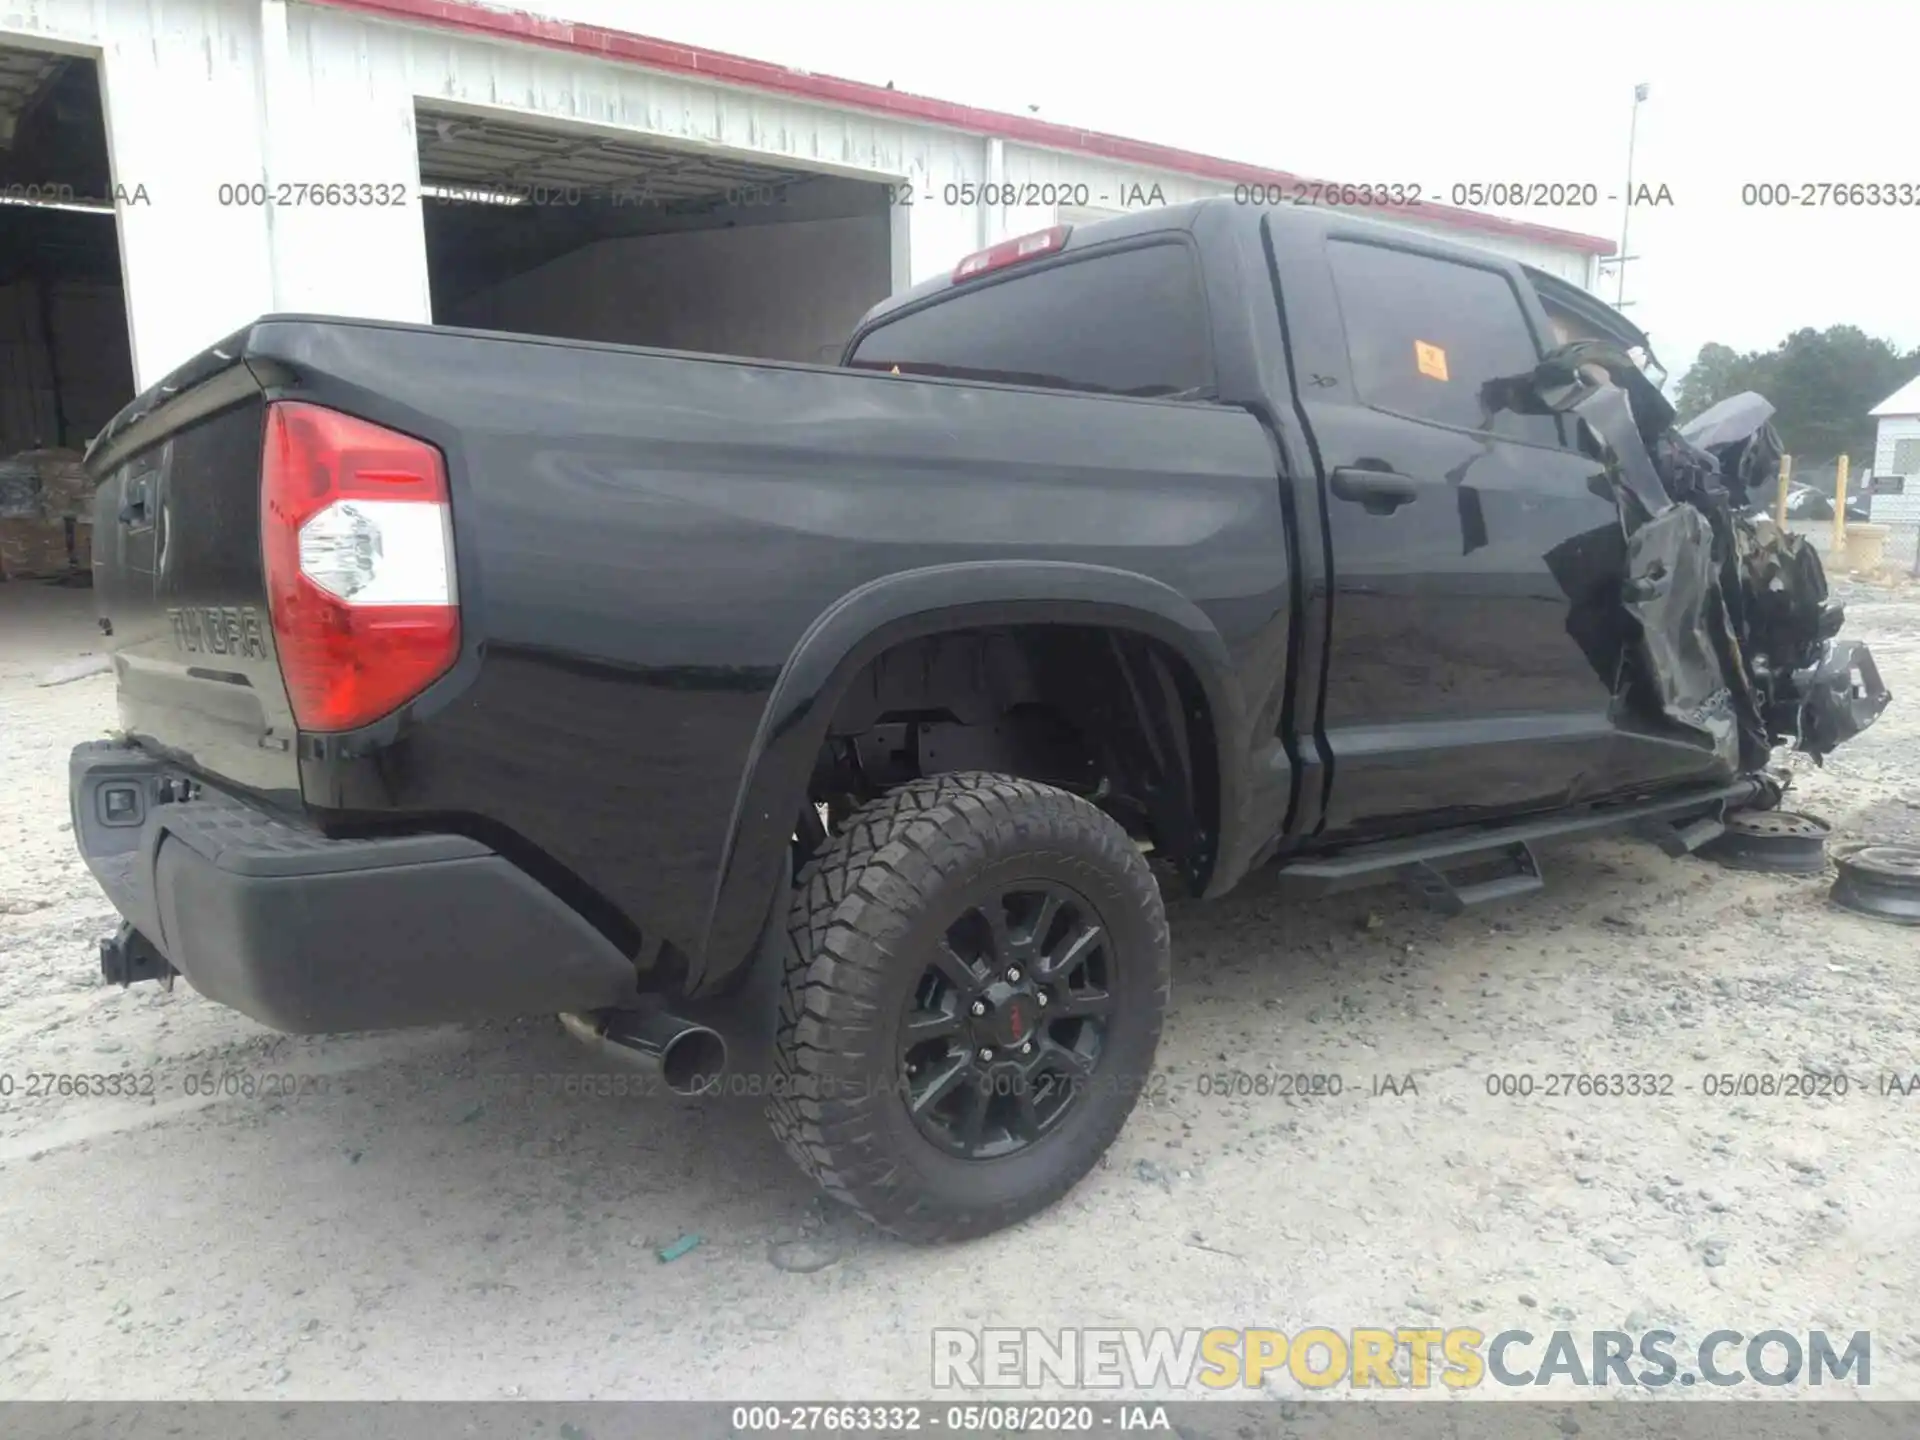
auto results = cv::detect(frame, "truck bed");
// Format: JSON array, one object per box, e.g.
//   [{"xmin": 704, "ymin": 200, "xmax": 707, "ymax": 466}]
[{"xmin": 84, "ymin": 315, "xmax": 1293, "ymax": 981}]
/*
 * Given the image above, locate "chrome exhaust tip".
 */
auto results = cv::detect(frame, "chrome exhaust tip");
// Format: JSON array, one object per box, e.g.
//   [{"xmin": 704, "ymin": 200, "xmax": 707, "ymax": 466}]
[{"xmin": 559, "ymin": 1007, "xmax": 728, "ymax": 1096}]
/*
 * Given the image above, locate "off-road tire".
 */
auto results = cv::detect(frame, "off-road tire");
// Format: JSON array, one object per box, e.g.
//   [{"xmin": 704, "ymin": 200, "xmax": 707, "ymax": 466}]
[{"xmin": 766, "ymin": 772, "xmax": 1170, "ymax": 1242}]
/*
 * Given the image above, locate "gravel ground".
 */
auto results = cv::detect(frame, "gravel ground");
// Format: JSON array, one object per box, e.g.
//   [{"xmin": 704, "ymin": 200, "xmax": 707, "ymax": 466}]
[{"xmin": 1, "ymin": 576, "xmax": 1917, "ymax": 1402}]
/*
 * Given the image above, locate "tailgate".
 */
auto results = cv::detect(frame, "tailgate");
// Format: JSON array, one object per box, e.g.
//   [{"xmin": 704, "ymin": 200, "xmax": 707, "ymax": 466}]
[{"xmin": 88, "ymin": 350, "xmax": 301, "ymax": 805}]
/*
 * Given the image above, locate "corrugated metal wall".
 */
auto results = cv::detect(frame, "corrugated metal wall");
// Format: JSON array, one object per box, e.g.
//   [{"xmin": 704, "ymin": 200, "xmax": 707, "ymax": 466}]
[
  {"xmin": 283, "ymin": 2, "xmax": 994, "ymax": 307},
  {"xmin": 4, "ymin": 0, "xmax": 1599, "ymax": 388},
  {"xmin": 1874, "ymin": 417, "xmax": 1920, "ymax": 527},
  {"xmin": 2, "ymin": 0, "xmax": 273, "ymax": 389}
]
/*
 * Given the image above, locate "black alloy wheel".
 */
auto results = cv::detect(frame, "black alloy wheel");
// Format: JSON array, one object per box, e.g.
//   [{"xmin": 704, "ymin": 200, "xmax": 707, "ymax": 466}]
[
  {"xmin": 899, "ymin": 880, "xmax": 1117, "ymax": 1160},
  {"xmin": 767, "ymin": 772, "xmax": 1171, "ymax": 1242}
]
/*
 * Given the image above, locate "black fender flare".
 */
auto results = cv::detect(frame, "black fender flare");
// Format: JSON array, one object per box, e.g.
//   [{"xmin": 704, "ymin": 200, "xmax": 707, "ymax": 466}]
[{"xmin": 693, "ymin": 560, "xmax": 1244, "ymax": 992}]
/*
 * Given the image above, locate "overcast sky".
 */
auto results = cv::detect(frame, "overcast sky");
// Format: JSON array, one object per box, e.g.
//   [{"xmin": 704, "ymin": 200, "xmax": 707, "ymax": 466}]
[{"xmin": 520, "ymin": 0, "xmax": 1918, "ymax": 391}]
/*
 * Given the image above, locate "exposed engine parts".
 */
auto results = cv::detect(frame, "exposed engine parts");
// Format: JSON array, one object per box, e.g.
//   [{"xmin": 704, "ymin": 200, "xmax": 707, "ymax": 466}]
[{"xmin": 1493, "ymin": 346, "xmax": 1891, "ymax": 775}]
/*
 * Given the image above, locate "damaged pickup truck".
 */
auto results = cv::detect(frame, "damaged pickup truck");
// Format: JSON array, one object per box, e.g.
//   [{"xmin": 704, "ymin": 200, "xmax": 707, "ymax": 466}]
[{"xmin": 69, "ymin": 198, "xmax": 1889, "ymax": 1241}]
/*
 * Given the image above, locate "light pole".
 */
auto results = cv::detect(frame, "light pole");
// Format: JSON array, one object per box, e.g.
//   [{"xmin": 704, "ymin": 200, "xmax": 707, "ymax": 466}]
[{"xmin": 1614, "ymin": 82, "xmax": 1649, "ymax": 307}]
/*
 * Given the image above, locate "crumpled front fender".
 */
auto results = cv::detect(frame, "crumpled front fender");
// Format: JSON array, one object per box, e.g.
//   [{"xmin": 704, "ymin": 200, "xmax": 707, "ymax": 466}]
[{"xmin": 1795, "ymin": 639, "xmax": 1892, "ymax": 758}]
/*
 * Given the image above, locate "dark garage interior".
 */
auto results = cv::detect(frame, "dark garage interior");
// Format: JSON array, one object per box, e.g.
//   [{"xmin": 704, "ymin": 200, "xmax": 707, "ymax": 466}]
[
  {"xmin": 0, "ymin": 44, "xmax": 133, "ymax": 581},
  {"xmin": 416, "ymin": 106, "xmax": 896, "ymax": 366}
]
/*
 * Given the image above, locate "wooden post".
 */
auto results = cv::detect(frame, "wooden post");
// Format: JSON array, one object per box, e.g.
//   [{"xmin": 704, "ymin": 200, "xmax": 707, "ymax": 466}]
[
  {"xmin": 1832, "ymin": 453, "xmax": 1851, "ymax": 557},
  {"xmin": 1774, "ymin": 453, "xmax": 1792, "ymax": 527}
]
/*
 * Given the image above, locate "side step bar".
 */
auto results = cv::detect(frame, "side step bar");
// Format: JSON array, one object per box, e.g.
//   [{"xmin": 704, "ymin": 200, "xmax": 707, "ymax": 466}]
[
  {"xmin": 1273, "ymin": 779, "xmax": 1762, "ymax": 914},
  {"xmin": 1634, "ymin": 811, "xmax": 1728, "ymax": 857},
  {"xmin": 1404, "ymin": 843, "xmax": 1543, "ymax": 917}
]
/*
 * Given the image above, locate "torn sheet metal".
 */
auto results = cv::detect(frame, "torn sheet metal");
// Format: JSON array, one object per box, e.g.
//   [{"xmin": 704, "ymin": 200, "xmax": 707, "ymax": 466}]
[
  {"xmin": 1490, "ymin": 344, "xmax": 1889, "ymax": 771},
  {"xmin": 1619, "ymin": 503, "xmax": 1740, "ymax": 770},
  {"xmin": 1680, "ymin": 391, "xmax": 1776, "ymax": 451},
  {"xmin": 1796, "ymin": 639, "xmax": 1891, "ymax": 756},
  {"xmin": 1678, "ymin": 391, "xmax": 1783, "ymax": 509}
]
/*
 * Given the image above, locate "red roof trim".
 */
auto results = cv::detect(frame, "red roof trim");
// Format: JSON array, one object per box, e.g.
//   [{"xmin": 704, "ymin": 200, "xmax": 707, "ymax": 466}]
[{"xmin": 315, "ymin": 0, "xmax": 1617, "ymax": 257}]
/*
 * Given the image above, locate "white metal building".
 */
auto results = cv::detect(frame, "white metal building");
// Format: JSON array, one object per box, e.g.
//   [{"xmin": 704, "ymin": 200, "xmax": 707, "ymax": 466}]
[
  {"xmin": 1868, "ymin": 374, "xmax": 1920, "ymax": 526},
  {"xmin": 2, "ymin": 0, "xmax": 1614, "ymax": 429}
]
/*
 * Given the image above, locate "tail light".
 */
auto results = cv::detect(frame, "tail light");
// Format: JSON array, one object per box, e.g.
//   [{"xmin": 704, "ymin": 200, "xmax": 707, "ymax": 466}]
[
  {"xmin": 260, "ymin": 402, "xmax": 459, "ymax": 731},
  {"xmin": 951, "ymin": 224, "xmax": 1071, "ymax": 282}
]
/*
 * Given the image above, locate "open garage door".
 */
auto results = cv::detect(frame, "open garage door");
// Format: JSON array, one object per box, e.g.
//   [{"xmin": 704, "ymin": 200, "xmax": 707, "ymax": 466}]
[
  {"xmin": 416, "ymin": 107, "xmax": 896, "ymax": 366},
  {"xmin": 0, "ymin": 44, "xmax": 134, "ymax": 583}
]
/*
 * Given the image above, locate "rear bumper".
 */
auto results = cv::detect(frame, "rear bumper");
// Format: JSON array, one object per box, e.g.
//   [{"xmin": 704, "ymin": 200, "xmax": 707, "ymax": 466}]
[{"xmin": 68, "ymin": 740, "xmax": 639, "ymax": 1033}]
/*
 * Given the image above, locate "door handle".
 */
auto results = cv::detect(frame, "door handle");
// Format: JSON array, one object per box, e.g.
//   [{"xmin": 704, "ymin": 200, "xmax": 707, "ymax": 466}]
[
  {"xmin": 1330, "ymin": 467, "xmax": 1420, "ymax": 515},
  {"xmin": 118, "ymin": 478, "xmax": 150, "ymax": 526}
]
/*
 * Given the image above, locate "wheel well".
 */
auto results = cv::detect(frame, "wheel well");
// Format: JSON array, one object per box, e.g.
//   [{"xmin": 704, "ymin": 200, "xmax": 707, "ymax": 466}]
[{"xmin": 807, "ymin": 625, "xmax": 1220, "ymax": 889}]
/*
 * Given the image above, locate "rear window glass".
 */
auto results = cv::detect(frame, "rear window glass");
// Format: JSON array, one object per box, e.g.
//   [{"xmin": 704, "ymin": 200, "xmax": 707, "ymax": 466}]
[{"xmin": 847, "ymin": 242, "xmax": 1213, "ymax": 398}]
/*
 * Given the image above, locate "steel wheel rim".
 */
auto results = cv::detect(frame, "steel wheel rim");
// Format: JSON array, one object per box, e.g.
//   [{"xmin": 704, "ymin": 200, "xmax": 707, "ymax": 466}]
[
  {"xmin": 898, "ymin": 879, "xmax": 1117, "ymax": 1160},
  {"xmin": 1832, "ymin": 845, "xmax": 1920, "ymax": 924},
  {"xmin": 1703, "ymin": 808, "xmax": 1832, "ymax": 874}
]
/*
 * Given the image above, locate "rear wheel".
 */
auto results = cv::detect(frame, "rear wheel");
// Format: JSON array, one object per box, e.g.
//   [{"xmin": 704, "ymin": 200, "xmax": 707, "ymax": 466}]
[{"xmin": 767, "ymin": 772, "xmax": 1170, "ymax": 1242}]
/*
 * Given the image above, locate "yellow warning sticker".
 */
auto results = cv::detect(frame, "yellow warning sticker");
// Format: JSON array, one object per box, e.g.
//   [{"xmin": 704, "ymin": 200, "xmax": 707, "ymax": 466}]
[{"xmin": 1414, "ymin": 340, "xmax": 1450, "ymax": 381}]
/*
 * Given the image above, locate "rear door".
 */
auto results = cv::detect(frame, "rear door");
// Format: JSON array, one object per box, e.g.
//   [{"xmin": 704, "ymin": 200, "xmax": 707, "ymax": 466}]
[{"xmin": 1268, "ymin": 218, "xmax": 1626, "ymax": 838}]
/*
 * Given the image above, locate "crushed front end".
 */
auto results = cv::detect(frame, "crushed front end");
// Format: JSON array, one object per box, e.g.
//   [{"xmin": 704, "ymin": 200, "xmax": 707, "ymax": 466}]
[{"xmin": 1492, "ymin": 349, "xmax": 1891, "ymax": 774}]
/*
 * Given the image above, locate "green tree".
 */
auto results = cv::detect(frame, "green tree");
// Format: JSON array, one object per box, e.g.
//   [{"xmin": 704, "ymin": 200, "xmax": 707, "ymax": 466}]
[
  {"xmin": 1672, "ymin": 341, "xmax": 1750, "ymax": 421},
  {"xmin": 1675, "ymin": 327, "xmax": 1920, "ymax": 470}
]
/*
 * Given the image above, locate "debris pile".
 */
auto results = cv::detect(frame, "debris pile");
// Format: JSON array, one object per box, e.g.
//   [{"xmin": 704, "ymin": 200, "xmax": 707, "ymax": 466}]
[{"xmin": 0, "ymin": 448, "xmax": 92, "ymax": 580}]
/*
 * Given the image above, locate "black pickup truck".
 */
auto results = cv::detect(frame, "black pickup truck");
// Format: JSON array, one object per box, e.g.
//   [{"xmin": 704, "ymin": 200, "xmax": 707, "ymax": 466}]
[{"xmin": 70, "ymin": 198, "xmax": 1887, "ymax": 1241}]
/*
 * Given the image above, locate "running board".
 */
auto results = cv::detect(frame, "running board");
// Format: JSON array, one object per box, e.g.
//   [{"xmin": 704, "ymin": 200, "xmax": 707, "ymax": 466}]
[
  {"xmin": 1402, "ymin": 843, "xmax": 1543, "ymax": 917},
  {"xmin": 1272, "ymin": 780, "xmax": 1757, "ymax": 913},
  {"xmin": 1633, "ymin": 812, "xmax": 1727, "ymax": 857}
]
